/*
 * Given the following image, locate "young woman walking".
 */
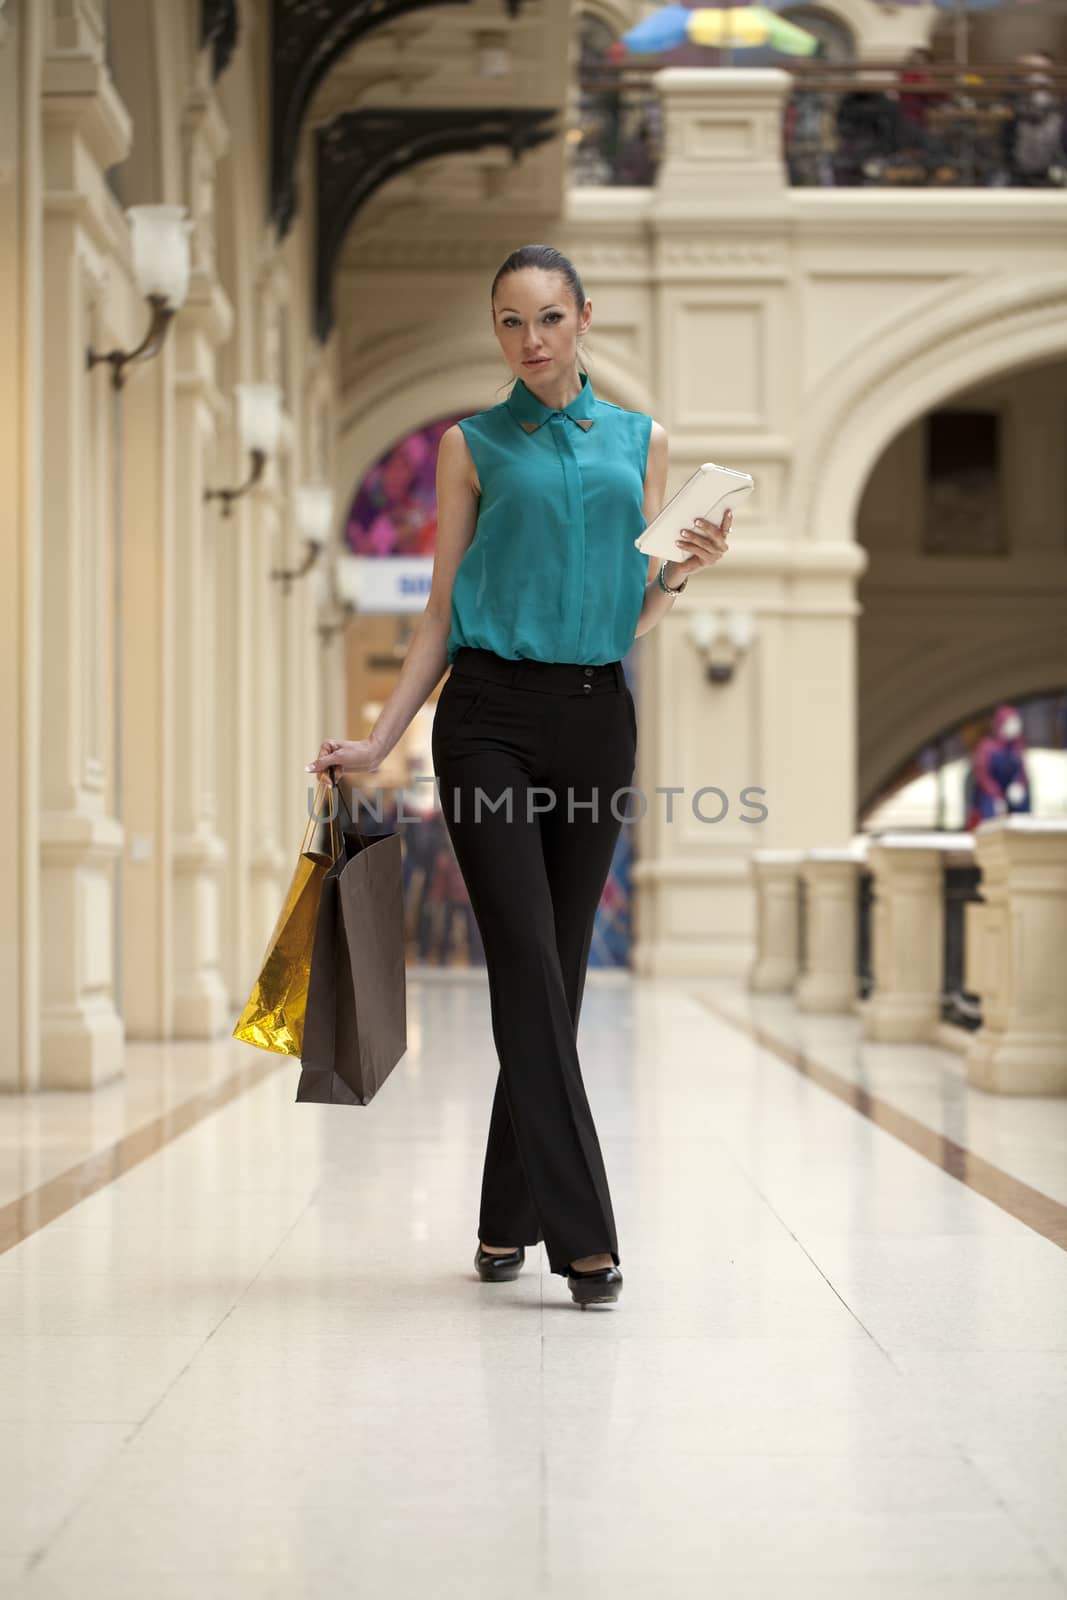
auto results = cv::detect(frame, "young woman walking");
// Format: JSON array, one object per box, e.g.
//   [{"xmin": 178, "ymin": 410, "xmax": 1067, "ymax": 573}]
[{"xmin": 307, "ymin": 244, "xmax": 730, "ymax": 1308}]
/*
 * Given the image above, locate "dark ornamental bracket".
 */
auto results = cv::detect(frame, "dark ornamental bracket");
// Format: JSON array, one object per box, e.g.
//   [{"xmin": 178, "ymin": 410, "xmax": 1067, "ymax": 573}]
[
  {"xmin": 201, "ymin": 0, "xmax": 239, "ymax": 80},
  {"xmin": 272, "ymin": 0, "xmax": 480, "ymax": 238},
  {"xmin": 313, "ymin": 106, "xmax": 559, "ymax": 342}
]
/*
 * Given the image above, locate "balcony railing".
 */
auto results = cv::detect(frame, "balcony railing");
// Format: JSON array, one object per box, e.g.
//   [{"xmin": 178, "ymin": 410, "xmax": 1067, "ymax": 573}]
[{"xmin": 574, "ymin": 62, "xmax": 1067, "ymax": 190}]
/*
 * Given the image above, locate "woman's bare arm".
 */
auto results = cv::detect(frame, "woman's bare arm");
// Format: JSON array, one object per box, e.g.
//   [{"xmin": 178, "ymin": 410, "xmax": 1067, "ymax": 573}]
[
  {"xmin": 305, "ymin": 425, "xmax": 478, "ymax": 780},
  {"xmin": 634, "ymin": 420, "xmax": 680, "ymax": 638}
]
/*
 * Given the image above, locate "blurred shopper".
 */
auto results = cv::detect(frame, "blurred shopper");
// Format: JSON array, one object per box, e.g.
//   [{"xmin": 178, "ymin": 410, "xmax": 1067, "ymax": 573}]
[{"xmin": 966, "ymin": 704, "xmax": 1033, "ymax": 829}]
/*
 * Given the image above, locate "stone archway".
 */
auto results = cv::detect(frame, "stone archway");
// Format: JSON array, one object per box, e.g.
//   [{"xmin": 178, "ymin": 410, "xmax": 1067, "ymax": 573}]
[
  {"xmin": 859, "ymin": 634, "xmax": 1067, "ymax": 812},
  {"xmin": 798, "ymin": 272, "xmax": 1067, "ymax": 542},
  {"xmin": 796, "ymin": 275, "xmax": 1067, "ymax": 820}
]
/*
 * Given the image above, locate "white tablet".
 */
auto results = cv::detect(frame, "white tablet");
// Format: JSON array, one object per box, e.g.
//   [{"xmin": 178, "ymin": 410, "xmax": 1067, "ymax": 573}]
[{"xmin": 634, "ymin": 462, "xmax": 755, "ymax": 561}]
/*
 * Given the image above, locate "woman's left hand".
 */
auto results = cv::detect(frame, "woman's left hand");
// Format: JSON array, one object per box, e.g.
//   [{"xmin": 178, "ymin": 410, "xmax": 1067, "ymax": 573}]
[{"xmin": 668, "ymin": 507, "xmax": 732, "ymax": 581}]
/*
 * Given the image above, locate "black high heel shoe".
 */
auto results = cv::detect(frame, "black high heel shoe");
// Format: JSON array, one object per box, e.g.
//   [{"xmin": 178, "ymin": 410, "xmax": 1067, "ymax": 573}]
[
  {"xmin": 567, "ymin": 1261, "xmax": 623, "ymax": 1309},
  {"xmin": 474, "ymin": 1243, "xmax": 525, "ymax": 1282}
]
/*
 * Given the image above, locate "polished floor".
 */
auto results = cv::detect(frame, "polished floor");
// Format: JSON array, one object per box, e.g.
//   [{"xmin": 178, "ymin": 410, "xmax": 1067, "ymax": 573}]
[{"xmin": 1, "ymin": 970, "xmax": 1065, "ymax": 1598}]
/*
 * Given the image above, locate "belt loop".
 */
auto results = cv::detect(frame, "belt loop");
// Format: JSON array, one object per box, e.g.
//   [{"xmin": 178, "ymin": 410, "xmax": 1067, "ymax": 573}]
[{"xmin": 614, "ymin": 661, "xmax": 624, "ymax": 691}]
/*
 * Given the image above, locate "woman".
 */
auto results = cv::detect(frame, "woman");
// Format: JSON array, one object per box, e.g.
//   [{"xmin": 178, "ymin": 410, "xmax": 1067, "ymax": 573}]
[{"xmin": 306, "ymin": 244, "xmax": 730, "ymax": 1309}]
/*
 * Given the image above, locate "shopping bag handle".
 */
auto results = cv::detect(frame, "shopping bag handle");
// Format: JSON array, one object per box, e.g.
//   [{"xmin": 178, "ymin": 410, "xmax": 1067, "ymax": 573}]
[
  {"xmin": 301, "ymin": 774, "xmax": 340, "ymax": 861},
  {"xmin": 303, "ymin": 765, "xmax": 371, "ymax": 858}
]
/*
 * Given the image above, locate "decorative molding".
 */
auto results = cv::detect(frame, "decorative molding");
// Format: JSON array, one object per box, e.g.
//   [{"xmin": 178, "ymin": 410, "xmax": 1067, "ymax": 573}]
[
  {"xmin": 339, "ymin": 235, "xmax": 568, "ymax": 271},
  {"xmin": 201, "ymin": 0, "xmax": 239, "ymax": 80},
  {"xmin": 660, "ymin": 241, "xmax": 785, "ymax": 270},
  {"xmin": 340, "ymin": 237, "xmax": 653, "ymax": 276},
  {"xmin": 314, "ymin": 106, "xmax": 558, "ymax": 341}
]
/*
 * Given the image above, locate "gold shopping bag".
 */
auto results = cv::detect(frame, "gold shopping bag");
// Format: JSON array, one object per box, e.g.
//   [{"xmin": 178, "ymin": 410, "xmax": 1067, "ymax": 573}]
[{"xmin": 232, "ymin": 778, "xmax": 340, "ymax": 1057}]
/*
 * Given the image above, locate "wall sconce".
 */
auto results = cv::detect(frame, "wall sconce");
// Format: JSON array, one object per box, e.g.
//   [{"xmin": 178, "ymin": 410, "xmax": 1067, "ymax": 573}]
[
  {"xmin": 87, "ymin": 205, "xmax": 192, "ymax": 388},
  {"xmin": 317, "ymin": 551, "xmax": 359, "ymax": 643},
  {"xmin": 271, "ymin": 485, "xmax": 333, "ymax": 593},
  {"xmin": 688, "ymin": 608, "xmax": 755, "ymax": 685},
  {"xmin": 204, "ymin": 382, "xmax": 283, "ymax": 516}
]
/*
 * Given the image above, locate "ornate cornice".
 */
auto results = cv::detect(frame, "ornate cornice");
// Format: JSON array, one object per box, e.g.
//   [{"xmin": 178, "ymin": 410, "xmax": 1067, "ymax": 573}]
[{"xmin": 314, "ymin": 106, "xmax": 558, "ymax": 341}]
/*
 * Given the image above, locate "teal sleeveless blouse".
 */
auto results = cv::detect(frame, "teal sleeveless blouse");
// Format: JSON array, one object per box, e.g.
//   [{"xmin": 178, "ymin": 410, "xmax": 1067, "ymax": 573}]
[{"xmin": 445, "ymin": 371, "xmax": 652, "ymax": 666}]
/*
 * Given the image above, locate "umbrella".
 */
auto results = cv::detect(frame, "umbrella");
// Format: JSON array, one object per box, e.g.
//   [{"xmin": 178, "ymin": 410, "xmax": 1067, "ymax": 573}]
[
  {"xmin": 614, "ymin": 4, "xmax": 691, "ymax": 54},
  {"xmin": 687, "ymin": 6, "xmax": 819, "ymax": 52},
  {"xmin": 615, "ymin": 2, "xmax": 819, "ymax": 61}
]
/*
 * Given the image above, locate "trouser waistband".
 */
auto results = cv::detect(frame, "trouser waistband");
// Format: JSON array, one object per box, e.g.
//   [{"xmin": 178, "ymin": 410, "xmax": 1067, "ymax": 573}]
[{"xmin": 450, "ymin": 648, "xmax": 625, "ymax": 695}]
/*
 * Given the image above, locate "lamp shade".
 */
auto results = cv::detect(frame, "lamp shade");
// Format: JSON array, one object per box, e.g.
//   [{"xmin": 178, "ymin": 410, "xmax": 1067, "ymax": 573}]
[
  {"xmin": 295, "ymin": 486, "xmax": 335, "ymax": 547},
  {"xmin": 127, "ymin": 205, "xmax": 193, "ymax": 309},
  {"xmin": 728, "ymin": 609, "xmax": 755, "ymax": 651},
  {"xmin": 236, "ymin": 383, "xmax": 283, "ymax": 457},
  {"xmin": 687, "ymin": 611, "xmax": 717, "ymax": 650}
]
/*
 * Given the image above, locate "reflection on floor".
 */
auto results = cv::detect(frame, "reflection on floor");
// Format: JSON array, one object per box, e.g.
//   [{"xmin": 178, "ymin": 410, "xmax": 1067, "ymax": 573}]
[{"xmin": 0, "ymin": 969, "xmax": 1065, "ymax": 1598}]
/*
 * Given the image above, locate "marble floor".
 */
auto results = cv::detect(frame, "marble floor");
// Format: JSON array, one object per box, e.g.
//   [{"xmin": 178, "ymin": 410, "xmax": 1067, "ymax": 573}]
[{"xmin": 1, "ymin": 970, "xmax": 1065, "ymax": 1599}]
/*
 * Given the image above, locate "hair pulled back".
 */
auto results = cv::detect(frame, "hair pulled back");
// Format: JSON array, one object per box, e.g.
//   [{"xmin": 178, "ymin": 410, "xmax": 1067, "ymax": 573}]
[{"xmin": 490, "ymin": 245, "xmax": 589, "ymax": 397}]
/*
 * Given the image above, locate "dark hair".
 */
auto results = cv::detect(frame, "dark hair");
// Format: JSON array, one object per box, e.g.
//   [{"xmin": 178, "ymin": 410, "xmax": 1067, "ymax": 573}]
[{"xmin": 490, "ymin": 244, "xmax": 589, "ymax": 397}]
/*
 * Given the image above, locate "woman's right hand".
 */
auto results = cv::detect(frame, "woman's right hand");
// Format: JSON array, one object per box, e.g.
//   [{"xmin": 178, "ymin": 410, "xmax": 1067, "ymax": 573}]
[{"xmin": 305, "ymin": 737, "xmax": 387, "ymax": 785}]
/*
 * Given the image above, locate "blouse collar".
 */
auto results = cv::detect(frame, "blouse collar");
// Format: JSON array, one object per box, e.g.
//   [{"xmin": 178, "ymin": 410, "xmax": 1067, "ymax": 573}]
[{"xmin": 505, "ymin": 369, "xmax": 598, "ymax": 433}]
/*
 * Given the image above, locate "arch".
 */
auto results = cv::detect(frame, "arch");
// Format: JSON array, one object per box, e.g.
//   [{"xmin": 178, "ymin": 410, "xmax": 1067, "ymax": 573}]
[
  {"xmin": 858, "ymin": 624, "xmax": 1067, "ymax": 810},
  {"xmin": 798, "ymin": 272, "xmax": 1067, "ymax": 541},
  {"xmin": 781, "ymin": 0, "xmax": 913, "ymax": 52},
  {"xmin": 335, "ymin": 342, "xmax": 657, "ymax": 504}
]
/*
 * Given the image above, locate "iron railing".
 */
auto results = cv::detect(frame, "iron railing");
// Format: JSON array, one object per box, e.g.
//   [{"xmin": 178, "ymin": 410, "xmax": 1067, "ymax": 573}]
[{"xmin": 574, "ymin": 62, "xmax": 1067, "ymax": 190}]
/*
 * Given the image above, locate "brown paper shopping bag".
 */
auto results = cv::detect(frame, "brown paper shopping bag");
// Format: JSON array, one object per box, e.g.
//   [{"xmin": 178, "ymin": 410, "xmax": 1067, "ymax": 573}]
[{"xmin": 295, "ymin": 769, "xmax": 407, "ymax": 1106}]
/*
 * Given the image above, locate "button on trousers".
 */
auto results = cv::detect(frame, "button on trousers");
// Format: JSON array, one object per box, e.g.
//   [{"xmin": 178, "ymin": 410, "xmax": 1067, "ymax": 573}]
[{"xmin": 431, "ymin": 647, "xmax": 638, "ymax": 1278}]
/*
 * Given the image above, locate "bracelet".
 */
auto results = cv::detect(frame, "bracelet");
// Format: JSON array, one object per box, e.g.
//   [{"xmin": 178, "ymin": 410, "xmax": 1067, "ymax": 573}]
[{"xmin": 657, "ymin": 560, "xmax": 688, "ymax": 595}]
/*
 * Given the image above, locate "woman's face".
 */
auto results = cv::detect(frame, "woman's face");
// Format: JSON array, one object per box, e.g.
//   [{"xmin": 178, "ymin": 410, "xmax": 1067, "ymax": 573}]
[{"xmin": 492, "ymin": 270, "xmax": 591, "ymax": 382}]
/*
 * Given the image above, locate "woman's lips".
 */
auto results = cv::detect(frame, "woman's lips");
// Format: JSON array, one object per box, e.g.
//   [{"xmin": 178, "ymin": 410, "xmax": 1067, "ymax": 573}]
[{"xmin": 524, "ymin": 357, "xmax": 549, "ymax": 366}]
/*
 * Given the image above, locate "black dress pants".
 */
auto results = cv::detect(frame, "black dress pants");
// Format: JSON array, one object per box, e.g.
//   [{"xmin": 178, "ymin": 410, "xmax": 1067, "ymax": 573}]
[{"xmin": 431, "ymin": 647, "xmax": 637, "ymax": 1278}]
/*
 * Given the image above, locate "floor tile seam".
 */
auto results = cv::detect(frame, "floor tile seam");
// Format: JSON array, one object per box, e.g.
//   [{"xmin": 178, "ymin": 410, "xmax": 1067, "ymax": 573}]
[
  {"xmin": 0, "ymin": 1056, "xmax": 293, "ymax": 1255},
  {"xmin": 689, "ymin": 991, "xmax": 1067, "ymax": 1253},
  {"xmin": 18, "ymin": 1184, "xmax": 325, "ymax": 1572}
]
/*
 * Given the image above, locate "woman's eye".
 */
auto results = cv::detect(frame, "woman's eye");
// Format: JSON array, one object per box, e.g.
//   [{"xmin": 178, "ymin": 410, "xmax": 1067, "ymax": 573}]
[{"xmin": 503, "ymin": 314, "xmax": 563, "ymax": 327}]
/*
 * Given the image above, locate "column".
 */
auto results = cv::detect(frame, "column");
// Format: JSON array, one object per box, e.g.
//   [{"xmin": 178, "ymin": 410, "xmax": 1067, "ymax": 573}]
[
  {"xmin": 749, "ymin": 850, "xmax": 803, "ymax": 992},
  {"xmin": 862, "ymin": 833, "xmax": 974, "ymax": 1043},
  {"xmin": 170, "ymin": 81, "xmax": 233, "ymax": 1035},
  {"xmin": 38, "ymin": 1, "xmax": 131, "ymax": 1085},
  {"xmin": 0, "ymin": 0, "xmax": 43, "ymax": 1087},
  {"xmin": 631, "ymin": 67, "xmax": 864, "ymax": 977},
  {"xmin": 795, "ymin": 848, "xmax": 865, "ymax": 1014},
  {"xmin": 966, "ymin": 819, "xmax": 1067, "ymax": 1095}
]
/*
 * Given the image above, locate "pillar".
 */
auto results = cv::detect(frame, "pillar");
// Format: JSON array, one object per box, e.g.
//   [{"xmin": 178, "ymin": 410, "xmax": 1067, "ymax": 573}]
[
  {"xmin": 38, "ymin": 0, "xmax": 131, "ymax": 1085},
  {"xmin": 749, "ymin": 850, "xmax": 803, "ymax": 991},
  {"xmin": 632, "ymin": 68, "xmax": 864, "ymax": 977},
  {"xmin": 170, "ymin": 79, "xmax": 233, "ymax": 1035},
  {"xmin": 862, "ymin": 833, "xmax": 974, "ymax": 1043},
  {"xmin": 966, "ymin": 818, "xmax": 1067, "ymax": 1095},
  {"xmin": 795, "ymin": 849, "xmax": 864, "ymax": 1014}
]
